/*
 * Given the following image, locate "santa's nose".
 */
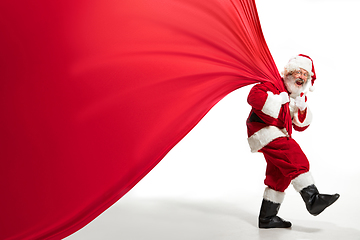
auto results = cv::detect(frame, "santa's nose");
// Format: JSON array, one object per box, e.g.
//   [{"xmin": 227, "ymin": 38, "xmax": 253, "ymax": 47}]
[{"xmin": 300, "ymin": 75, "xmax": 307, "ymax": 81}]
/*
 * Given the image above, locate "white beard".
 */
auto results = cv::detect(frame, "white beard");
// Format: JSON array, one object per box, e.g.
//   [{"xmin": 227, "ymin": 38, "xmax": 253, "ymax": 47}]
[{"xmin": 283, "ymin": 75, "xmax": 309, "ymax": 98}]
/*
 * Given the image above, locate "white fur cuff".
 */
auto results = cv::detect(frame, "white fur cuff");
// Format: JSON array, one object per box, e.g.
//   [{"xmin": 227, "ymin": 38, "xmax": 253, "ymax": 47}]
[
  {"xmin": 263, "ymin": 187, "xmax": 285, "ymax": 204},
  {"xmin": 261, "ymin": 92, "xmax": 284, "ymax": 119},
  {"xmin": 291, "ymin": 172, "xmax": 315, "ymax": 192}
]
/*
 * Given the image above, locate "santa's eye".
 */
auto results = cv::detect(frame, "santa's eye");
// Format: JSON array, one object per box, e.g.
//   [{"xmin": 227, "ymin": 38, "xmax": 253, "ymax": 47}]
[{"xmin": 293, "ymin": 70, "xmax": 308, "ymax": 77}]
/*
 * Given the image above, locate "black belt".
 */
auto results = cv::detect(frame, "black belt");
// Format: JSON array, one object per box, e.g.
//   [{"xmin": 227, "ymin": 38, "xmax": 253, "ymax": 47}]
[{"xmin": 249, "ymin": 112, "xmax": 265, "ymax": 124}]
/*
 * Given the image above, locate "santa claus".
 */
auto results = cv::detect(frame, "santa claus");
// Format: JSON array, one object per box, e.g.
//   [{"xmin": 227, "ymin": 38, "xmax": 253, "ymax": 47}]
[{"xmin": 246, "ymin": 54, "xmax": 340, "ymax": 228}]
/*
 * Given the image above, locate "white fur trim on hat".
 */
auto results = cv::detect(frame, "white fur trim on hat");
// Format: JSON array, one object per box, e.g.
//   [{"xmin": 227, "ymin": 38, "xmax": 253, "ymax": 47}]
[
  {"xmin": 291, "ymin": 172, "xmax": 315, "ymax": 192},
  {"xmin": 263, "ymin": 187, "xmax": 285, "ymax": 204},
  {"xmin": 284, "ymin": 55, "xmax": 314, "ymax": 78}
]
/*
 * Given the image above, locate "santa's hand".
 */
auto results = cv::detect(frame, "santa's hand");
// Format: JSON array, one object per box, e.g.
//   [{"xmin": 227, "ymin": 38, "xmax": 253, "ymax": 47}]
[
  {"xmin": 279, "ymin": 92, "xmax": 290, "ymax": 104},
  {"xmin": 264, "ymin": 91, "xmax": 289, "ymax": 118},
  {"xmin": 295, "ymin": 93, "xmax": 307, "ymax": 111}
]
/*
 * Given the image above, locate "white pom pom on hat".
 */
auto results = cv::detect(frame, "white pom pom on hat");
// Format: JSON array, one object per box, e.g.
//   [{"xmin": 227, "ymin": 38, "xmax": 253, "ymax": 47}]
[{"xmin": 284, "ymin": 54, "xmax": 317, "ymax": 91}]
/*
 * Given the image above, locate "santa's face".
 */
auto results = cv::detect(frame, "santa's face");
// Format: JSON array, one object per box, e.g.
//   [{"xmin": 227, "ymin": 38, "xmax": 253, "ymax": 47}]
[{"xmin": 283, "ymin": 68, "xmax": 309, "ymax": 97}]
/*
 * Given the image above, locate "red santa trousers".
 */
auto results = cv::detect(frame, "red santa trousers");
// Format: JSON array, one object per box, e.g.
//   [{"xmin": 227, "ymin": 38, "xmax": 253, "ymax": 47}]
[{"xmin": 259, "ymin": 137, "xmax": 309, "ymax": 192}]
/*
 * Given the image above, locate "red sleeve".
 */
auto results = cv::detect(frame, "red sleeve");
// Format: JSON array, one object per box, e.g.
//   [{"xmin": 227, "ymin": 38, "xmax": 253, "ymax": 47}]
[
  {"xmin": 293, "ymin": 109, "xmax": 310, "ymax": 132},
  {"xmin": 297, "ymin": 109, "xmax": 307, "ymax": 123},
  {"xmin": 293, "ymin": 124, "xmax": 309, "ymax": 132},
  {"xmin": 247, "ymin": 83, "xmax": 268, "ymax": 110}
]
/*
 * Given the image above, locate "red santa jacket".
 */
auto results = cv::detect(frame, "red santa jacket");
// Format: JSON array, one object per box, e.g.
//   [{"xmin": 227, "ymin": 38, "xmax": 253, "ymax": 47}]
[{"xmin": 246, "ymin": 81, "xmax": 312, "ymax": 152}]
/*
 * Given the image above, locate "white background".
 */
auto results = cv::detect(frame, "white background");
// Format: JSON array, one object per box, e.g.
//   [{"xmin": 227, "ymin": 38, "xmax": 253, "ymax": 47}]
[{"xmin": 66, "ymin": 0, "xmax": 360, "ymax": 239}]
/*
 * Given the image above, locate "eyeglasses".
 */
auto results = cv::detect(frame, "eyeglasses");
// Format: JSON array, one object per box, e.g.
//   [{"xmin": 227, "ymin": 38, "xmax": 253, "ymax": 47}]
[{"xmin": 292, "ymin": 70, "xmax": 308, "ymax": 78}]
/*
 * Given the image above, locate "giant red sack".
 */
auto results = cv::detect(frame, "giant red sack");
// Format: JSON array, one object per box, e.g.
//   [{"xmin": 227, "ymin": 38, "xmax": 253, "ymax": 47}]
[{"xmin": 0, "ymin": 0, "xmax": 287, "ymax": 239}]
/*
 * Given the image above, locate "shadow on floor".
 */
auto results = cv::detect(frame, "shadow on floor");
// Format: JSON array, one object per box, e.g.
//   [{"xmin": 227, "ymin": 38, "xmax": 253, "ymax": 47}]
[{"xmin": 65, "ymin": 197, "xmax": 360, "ymax": 240}]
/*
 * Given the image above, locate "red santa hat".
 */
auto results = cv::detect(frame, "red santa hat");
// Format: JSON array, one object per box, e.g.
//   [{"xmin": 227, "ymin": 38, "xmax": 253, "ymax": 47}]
[{"xmin": 284, "ymin": 54, "xmax": 316, "ymax": 92}]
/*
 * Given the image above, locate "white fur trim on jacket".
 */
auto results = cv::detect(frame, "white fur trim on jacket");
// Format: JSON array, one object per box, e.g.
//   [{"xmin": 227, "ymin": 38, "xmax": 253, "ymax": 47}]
[
  {"xmin": 247, "ymin": 126, "xmax": 289, "ymax": 153},
  {"xmin": 261, "ymin": 92, "xmax": 286, "ymax": 119},
  {"xmin": 263, "ymin": 187, "xmax": 285, "ymax": 204},
  {"xmin": 293, "ymin": 107, "xmax": 313, "ymax": 128},
  {"xmin": 291, "ymin": 172, "xmax": 315, "ymax": 192}
]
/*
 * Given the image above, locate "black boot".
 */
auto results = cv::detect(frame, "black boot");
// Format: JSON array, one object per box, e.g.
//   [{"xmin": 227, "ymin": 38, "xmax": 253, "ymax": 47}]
[
  {"xmin": 300, "ymin": 184, "xmax": 340, "ymax": 216},
  {"xmin": 258, "ymin": 199, "xmax": 292, "ymax": 229}
]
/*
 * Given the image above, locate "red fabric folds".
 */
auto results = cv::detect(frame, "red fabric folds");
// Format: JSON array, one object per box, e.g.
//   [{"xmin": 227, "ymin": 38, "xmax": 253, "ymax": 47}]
[{"xmin": 0, "ymin": 0, "xmax": 285, "ymax": 239}]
